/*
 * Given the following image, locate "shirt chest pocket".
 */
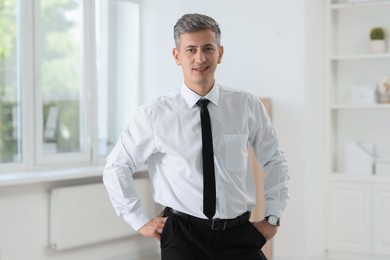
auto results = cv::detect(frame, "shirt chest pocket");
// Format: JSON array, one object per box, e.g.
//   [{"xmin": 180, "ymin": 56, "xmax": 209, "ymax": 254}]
[{"xmin": 224, "ymin": 134, "xmax": 248, "ymax": 171}]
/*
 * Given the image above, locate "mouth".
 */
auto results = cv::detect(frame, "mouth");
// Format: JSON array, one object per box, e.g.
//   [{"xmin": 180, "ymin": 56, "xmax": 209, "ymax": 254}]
[{"xmin": 193, "ymin": 66, "xmax": 209, "ymax": 72}]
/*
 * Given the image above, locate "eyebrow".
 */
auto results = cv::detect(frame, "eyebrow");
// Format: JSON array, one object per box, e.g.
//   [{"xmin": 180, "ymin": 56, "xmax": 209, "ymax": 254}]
[{"xmin": 185, "ymin": 44, "xmax": 216, "ymax": 49}]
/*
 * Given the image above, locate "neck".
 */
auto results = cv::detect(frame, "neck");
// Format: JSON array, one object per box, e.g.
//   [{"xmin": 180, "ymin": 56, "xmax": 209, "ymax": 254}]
[{"xmin": 186, "ymin": 80, "xmax": 215, "ymax": 96}]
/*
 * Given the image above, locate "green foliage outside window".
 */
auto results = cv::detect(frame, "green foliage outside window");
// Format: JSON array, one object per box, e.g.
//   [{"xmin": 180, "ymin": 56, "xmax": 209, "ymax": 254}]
[
  {"xmin": 0, "ymin": 0, "xmax": 18, "ymax": 163},
  {"xmin": 0, "ymin": 102, "xmax": 17, "ymax": 162},
  {"xmin": 40, "ymin": 0, "xmax": 82, "ymax": 154},
  {"xmin": 41, "ymin": 0, "xmax": 81, "ymax": 99}
]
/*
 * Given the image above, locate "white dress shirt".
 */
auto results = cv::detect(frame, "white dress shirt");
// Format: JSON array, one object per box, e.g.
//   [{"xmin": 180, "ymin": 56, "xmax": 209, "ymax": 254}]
[{"xmin": 103, "ymin": 83, "xmax": 289, "ymax": 231}]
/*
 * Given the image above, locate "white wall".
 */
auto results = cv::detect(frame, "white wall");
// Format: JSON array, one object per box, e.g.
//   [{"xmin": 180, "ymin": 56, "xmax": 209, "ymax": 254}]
[
  {"xmin": 0, "ymin": 179, "xmax": 158, "ymax": 260},
  {"xmin": 303, "ymin": 1, "xmax": 326, "ymax": 259},
  {"xmin": 0, "ymin": 1, "xmax": 326, "ymax": 260},
  {"xmin": 140, "ymin": 0, "xmax": 326, "ymax": 259}
]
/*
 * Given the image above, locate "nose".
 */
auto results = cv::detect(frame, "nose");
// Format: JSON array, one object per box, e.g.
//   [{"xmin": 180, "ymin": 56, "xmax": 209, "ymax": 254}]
[{"xmin": 195, "ymin": 50, "xmax": 206, "ymax": 64}]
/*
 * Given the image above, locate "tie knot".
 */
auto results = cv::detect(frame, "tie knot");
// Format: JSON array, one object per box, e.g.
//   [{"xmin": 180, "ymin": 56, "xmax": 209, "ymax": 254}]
[{"xmin": 196, "ymin": 99, "xmax": 210, "ymax": 108}]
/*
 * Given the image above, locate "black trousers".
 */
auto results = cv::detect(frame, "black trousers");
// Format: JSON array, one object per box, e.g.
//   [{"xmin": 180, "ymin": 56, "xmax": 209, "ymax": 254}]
[{"xmin": 160, "ymin": 209, "xmax": 267, "ymax": 260}]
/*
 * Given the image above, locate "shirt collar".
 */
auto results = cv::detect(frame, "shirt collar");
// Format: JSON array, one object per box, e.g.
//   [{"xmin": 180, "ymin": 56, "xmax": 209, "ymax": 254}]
[{"xmin": 180, "ymin": 83, "xmax": 220, "ymax": 108}]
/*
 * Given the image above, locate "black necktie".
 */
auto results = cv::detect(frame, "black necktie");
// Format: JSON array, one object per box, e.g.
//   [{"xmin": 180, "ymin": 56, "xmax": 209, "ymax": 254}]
[{"xmin": 196, "ymin": 99, "xmax": 216, "ymax": 219}]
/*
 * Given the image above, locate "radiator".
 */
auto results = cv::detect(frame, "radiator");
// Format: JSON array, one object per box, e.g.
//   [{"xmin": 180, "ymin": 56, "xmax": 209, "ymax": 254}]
[{"xmin": 48, "ymin": 178, "xmax": 155, "ymax": 250}]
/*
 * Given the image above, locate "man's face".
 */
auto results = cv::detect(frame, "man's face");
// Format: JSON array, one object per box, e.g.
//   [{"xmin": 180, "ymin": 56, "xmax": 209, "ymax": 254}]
[{"xmin": 173, "ymin": 29, "xmax": 224, "ymax": 92}]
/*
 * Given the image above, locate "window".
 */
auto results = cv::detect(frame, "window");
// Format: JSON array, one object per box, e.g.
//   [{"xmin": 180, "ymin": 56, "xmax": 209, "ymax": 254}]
[
  {"xmin": 0, "ymin": 0, "xmax": 140, "ymax": 171},
  {"xmin": 0, "ymin": 0, "xmax": 21, "ymax": 164},
  {"xmin": 36, "ymin": 0, "xmax": 87, "ymax": 163},
  {"xmin": 96, "ymin": 0, "xmax": 140, "ymax": 157}
]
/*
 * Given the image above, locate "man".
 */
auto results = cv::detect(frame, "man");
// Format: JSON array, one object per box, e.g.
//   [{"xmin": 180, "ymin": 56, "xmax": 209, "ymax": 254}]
[{"xmin": 103, "ymin": 13, "xmax": 289, "ymax": 260}]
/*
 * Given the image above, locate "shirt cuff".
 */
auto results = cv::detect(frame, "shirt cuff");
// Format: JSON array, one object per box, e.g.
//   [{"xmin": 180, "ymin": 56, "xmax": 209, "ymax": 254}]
[
  {"xmin": 123, "ymin": 206, "xmax": 151, "ymax": 231},
  {"xmin": 264, "ymin": 200, "xmax": 287, "ymax": 219}
]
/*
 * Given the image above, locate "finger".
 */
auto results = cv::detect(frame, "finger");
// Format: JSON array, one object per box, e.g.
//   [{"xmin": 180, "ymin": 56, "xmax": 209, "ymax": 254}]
[
  {"xmin": 156, "ymin": 216, "xmax": 168, "ymax": 223},
  {"xmin": 157, "ymin": 220, "xmax": 166, "ymax": 233},
  {"xmin": 157, "ymin": 227, "xmax": 163, "ymax": 234},
  {"xmin": 158, "ymin": 219, "xmax": 167, "ymax": 229}
]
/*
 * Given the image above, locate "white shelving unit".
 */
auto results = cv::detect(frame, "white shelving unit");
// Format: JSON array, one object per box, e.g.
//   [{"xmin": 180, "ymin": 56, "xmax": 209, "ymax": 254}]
[
  {"xmin": 326, "ymin": 1, "xmax": 390, "ymax": 259},
  {"xmin": 326, "ymin": 0, "xmax": 390, "ymax": 175}
]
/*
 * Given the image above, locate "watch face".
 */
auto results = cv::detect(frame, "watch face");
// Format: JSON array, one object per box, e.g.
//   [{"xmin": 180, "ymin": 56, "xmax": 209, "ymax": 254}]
[{"xmin": 268, "ymin": 216, "xmax": 278, "ymax": 225}]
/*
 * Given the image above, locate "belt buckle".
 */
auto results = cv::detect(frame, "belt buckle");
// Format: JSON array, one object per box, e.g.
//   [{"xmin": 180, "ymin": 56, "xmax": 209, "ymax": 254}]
[{"xmin": 211, "ymin": 219, "xmax": 227, "ymax": 231}]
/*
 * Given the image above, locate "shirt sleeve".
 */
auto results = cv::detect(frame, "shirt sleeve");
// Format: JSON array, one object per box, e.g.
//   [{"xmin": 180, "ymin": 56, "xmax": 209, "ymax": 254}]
[
  {"xmin": 103, "ymin": 106, "xmax": 157, "ymax": 231},
  {"xmin": 249, "ymin": 98, "xmax": 290, "ymax": 219}
]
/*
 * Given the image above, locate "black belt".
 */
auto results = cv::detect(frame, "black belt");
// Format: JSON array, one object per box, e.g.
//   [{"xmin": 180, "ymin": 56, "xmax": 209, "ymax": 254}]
[{"xmin": 166, "ymin": 207, "xmax": 250, "ymax": 231}]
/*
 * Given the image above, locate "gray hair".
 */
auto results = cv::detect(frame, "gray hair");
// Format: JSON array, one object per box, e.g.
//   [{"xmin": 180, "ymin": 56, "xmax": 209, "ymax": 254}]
[{"xmin": 174, "ymin": 13, "xmax": 221, "ymax": 49}]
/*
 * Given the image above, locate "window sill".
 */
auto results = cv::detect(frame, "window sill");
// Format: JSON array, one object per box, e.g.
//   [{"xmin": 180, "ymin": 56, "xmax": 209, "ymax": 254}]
[{"xmin": 0, "ymin": 165, "xmax": 148, "ymax": 187}]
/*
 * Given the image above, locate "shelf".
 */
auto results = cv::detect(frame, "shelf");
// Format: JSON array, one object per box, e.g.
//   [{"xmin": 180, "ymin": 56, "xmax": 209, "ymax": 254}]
[
  {"xmin": 331, "ymin": 53, "xmax": 390, "ymax": 60},
  {"xmin": 331, "ymin": 1, "xmax": 390, "ymax": 10},
  {"xmin": 330, "ymin": 104, "xmax": 390, "ymax": 109}
]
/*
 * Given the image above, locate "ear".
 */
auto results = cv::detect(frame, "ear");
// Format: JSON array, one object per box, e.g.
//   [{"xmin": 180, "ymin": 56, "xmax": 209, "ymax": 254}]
[
  {"xmin": 172, "ymin": 48, "xmax": 181, "ymax": 66},
  {"xmin": 217, "ymin": 45, "xmax": 224, "ymax": 64}
]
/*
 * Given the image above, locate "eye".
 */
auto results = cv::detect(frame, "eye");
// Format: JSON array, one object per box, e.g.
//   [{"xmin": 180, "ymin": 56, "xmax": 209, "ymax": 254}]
[{"xmin": 186, "ymin": 48, "xmax": 196, "ymax": 53}]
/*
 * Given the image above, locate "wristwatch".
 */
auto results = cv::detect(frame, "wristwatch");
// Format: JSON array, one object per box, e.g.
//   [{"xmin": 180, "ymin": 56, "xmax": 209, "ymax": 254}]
[{"xmin": 265, "ymin": 215, "xmax": 280, "ymax": 226}]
